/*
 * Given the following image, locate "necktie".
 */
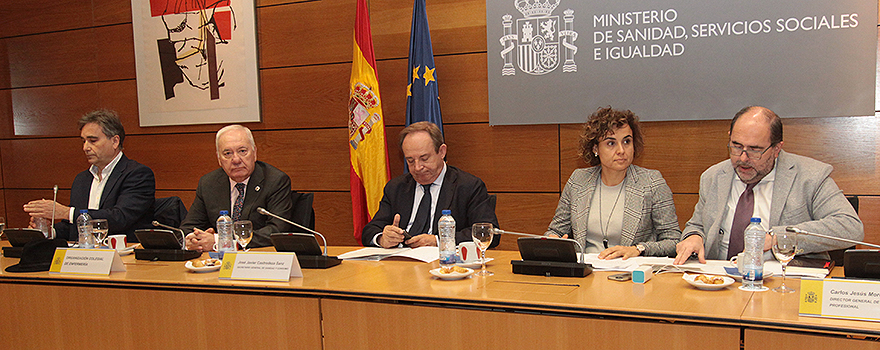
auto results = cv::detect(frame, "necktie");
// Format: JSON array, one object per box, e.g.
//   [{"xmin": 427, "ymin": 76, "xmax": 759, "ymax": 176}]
[
  {"xmin": 232, "ymin": 183, "xmax": 246, "ymax": 221},
  {"xmin": 409, "ymin": 184, "xmax": 432, "ymax": 235},
  {"xmin": 727, "ymin": 182, "xmax": 757, "ymax": 259}
]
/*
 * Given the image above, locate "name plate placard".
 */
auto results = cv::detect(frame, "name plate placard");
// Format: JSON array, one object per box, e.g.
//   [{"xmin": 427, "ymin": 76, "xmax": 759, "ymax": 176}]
[
  {"xmin": 49, "ymin": 248, "xmax": 126, "ymax": 275},
  {"xmin": 218, "ymin": 252, "xmax": 302, "ymax": 281},
  {"xmin": 799, "ymin": 277, "xmax": 880, "ymax": 322}
]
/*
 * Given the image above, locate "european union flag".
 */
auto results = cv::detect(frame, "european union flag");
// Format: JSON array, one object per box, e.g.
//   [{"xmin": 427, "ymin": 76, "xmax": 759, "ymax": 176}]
[{"xmin": 405, "ymin": 0, "xmax": 443, "ymax": 133}]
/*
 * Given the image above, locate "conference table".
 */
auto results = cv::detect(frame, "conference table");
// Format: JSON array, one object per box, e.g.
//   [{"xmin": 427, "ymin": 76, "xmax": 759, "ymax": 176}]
[{"xmin": 1, "ymin": 245, "xmax": 878, "ymax": 350}]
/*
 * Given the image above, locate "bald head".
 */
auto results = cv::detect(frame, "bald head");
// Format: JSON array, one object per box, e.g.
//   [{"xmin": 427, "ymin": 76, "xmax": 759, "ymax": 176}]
[{"xmin": 730, "ymin": 106, "xmax": 783, "ymax": 145}]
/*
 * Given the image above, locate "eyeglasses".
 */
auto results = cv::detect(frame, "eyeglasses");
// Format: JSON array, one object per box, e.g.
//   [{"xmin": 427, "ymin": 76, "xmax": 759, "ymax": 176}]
[
  {"xmin": 220, "ymin": 148, "xmax": 251, "ymax": 160},
  {"xmin": 728, "ymin": 142, "xmax": 775, "ymax": 160}
]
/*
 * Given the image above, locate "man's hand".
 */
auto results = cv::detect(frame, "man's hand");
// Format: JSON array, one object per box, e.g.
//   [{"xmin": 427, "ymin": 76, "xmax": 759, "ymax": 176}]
[
  {"xmin": 598, "ymin": 245, "xmax": 640, "ymax": 260},
  {"xmin": 674, "ymin": 235, "xmax": 706, "ymax": 264},
  {"xmin": 378, "ymin": 214, "xmax": 406, "ymax": 248},
  {"xmin": 186, "ymin": 228, "xmax": 216, "ymax": 252},
  {"xmin": 763, "ymin": 233, "xmax": 773, "ymax": 252},
  {"xmin": 548, "ymin": 233, "xmax": 569, "ymax": 239},
  {"xmin": 405, "ymin": 234, "xmax": 438, "ymax": 248},
  {"xmin": 23, "ymin": 199, "xmax": 70, "ymax": 220}
]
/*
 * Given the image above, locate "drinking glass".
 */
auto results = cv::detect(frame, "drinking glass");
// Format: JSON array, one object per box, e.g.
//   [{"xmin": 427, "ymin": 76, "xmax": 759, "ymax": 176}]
[
  {"xmin": 91, "ymin": 219, "xmax": 109, "ymax": 247},
  {"xmin": 472, "ymin": 223, "xmax": 494, "ymax": 276},
  {"xmin": 772, "ymin": 230, "xmax": 797, "ymax": 293},
  {"xmin": 233, "ymin": 220, "xmax": 253, "ymax": 251}
]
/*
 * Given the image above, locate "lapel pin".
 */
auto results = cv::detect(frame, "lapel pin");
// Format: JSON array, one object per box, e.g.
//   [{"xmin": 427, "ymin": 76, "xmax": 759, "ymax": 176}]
[{"xmin": 255, "ymin": 186, "xmax": 261, "ymax": 192}]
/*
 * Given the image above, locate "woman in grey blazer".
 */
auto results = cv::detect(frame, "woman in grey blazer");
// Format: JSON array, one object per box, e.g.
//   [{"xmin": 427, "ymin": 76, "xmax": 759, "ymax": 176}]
[{"xmin": 546, "ymin": 107, "xmax": 681, "ymax": 258}]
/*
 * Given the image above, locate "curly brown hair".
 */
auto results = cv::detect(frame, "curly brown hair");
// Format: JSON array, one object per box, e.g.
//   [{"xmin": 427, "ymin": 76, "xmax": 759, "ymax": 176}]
[{"xmin": 578, "ymin": 107, "xmax": 644, "ymax": 166}]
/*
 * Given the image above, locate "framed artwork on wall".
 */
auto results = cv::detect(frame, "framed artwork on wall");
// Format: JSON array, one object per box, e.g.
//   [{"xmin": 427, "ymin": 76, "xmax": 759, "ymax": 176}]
[{"xmin": 131, "ymin": 0, "xmax": 261, "ymax": 126}]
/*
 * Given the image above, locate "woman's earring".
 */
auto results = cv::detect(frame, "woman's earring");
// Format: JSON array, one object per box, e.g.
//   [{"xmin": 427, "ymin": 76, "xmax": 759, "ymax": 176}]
[{"xmin": 594, "ymin": 152, "xmax": 598, "ymax": 157}]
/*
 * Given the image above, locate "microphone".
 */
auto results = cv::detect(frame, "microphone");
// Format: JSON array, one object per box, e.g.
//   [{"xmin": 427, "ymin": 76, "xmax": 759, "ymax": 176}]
[
  {"xmin": 153, "ymin": 221, "xmax": 186, "ymax": 250},
  {"xmin": 493, "ymin": 228, "xmax": 586, "ymax": 264},
  {"xmin": 785, "ymin": 227, "xmax": 880, "ymax": 249},
  {"xmin": 257, "ymin": 207, "xmax": 328, "ymax": 256},
  {"xmin": 50, "ymin": 185, "xmax": 58, "ymax": 239}
]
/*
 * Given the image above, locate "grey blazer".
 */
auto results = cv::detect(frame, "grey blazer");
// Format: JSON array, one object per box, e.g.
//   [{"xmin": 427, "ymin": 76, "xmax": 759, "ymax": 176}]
[
  {"xmin": 682, "ymin": 151, "xmax": 863, "ymax": 260},
  {"xmin": 546, "ymin": 165, "xmax": 681, "ymax": 256}
]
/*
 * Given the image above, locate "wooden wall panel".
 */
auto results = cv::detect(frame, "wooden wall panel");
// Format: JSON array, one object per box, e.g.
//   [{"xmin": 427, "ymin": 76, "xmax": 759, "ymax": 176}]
[
  {"xmin": 370, "ymin": 0, "xmax": 487, "ymax": 58},
  {"xmin": 12, "ymin": 81, "xmax": 138, "ymax": 136},
  {"xmin": 860, "ymin": 196, "xmax": 880, "ymax": 247},
  {"xmin": 314, "ymin": 191, "xmax": 357, "ymax": 246},
  {"xmin": 260, "ymin": 64, "xmax": 351, "ymax": 129},
  {"xmin": 444, "ymin": 123, "xmax": 559, "ymax": 192},
  {"xmin": 4, "ymin": 189, "xmax": 71, "ymax": 229},
  {"xmin": 124, "ymin": 133, "xmax": 218, "ymax": 190},
  {"xmin": 7, "ymin": 24, "xmax": 135, "ymax": 88},
  {"xmin": 257, "ymin": 0, "xmax": 357, "ymax": 68},
  {"xmin": 92, "ymin": 0, "xmax": 132, "ymax": 26},
  {"xmin": 782, "ymin": 115, "xmax": 880, "ymax": 195},
  {"xmin": 0, "ymin": 39, "xmax": 9, "ymax": 90},
  {"xmin": 0, "ymin": 138, "xmax": 83, "ymax": 189},
  {"xmin": 0, "ymin": 0, "xmax": 129, "ymax": 38},
  {"xmin": 494, "ymin": 193, "xmax": 560, "ymax": 251},
  {"xmin": 261, "ymin": 129, "xmax": 351, "ymax": 191},
  {"xmin": 378, "ymin": 53, "xmax": 489, "ymax": 126},
  {"xmin": 0, "ymin": 0, "xmax": 95, "ymax": 38},
  {"xmin": 0, "ymin": 90, "xmax": 12, "ymax": 139},
  {"xmin": 0, "ymin": 190, "xmax": 6, "ymax": 226}
]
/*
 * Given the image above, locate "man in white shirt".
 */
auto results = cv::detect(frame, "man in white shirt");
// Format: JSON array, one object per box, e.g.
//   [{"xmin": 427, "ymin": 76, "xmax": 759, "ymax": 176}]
[
  {"xmin": 23, "ymin": 110, "xmax": 156, "ymax": 241},
  {"xmin": 673, "ymin": 106, "xmax": 863, "ymax": 264}
]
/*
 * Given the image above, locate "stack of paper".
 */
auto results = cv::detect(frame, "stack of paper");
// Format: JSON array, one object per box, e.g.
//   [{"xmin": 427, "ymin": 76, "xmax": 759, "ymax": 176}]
[{"xmin": 337, "ymin": 246, "xmax": 439, "ymax": 263}]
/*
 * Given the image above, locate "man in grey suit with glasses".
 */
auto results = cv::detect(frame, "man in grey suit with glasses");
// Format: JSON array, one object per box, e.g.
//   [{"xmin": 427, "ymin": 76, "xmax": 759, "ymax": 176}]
[{"xmin": 673, "ymin": 106, "xmax": 862, "ymax": 264}]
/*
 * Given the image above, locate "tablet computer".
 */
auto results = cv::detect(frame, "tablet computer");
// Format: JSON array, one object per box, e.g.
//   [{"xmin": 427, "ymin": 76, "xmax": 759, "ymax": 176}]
[
  {"xmin": 4, "ymin": 228, "xmax": 47, "ymax": 247},
  {"xmin": 516, "ymin": 236, "xmax": 579, "ymax": 263},
  {"xmin": 270, "ymin": 233, "xmax": 323, "ymax": 256},
  {"xmin": 134, "ymin": 229, "xmax": 183, "ymax": 249}
]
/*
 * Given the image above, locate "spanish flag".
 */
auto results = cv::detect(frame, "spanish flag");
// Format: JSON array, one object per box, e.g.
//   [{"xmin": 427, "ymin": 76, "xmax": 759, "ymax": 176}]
[{"xmin": 349, "ymin": 0, "xmax": 390, "ymax": 244}]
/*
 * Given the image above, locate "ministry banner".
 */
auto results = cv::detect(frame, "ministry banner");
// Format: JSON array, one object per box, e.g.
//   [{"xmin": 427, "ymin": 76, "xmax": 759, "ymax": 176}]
[{"xmin": 487, "ymin": 0, "xmax": 877, "ymax": 124}]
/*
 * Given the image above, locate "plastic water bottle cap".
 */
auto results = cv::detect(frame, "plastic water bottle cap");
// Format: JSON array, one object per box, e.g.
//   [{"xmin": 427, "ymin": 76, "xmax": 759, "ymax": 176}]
[
  {"xmin": 750, "ymin": 217, "xmax": 761, "ymax": 223},
  {"xmin": 441, "ymin": 209, "xmax": 451, "ymax": 215},
  {"xmin": 220, "ymin": 210, "xmax": 229, "ymax": 215},
  {"xmin": 79, "ymin": 209, "xmax": 88, "ymax": 214}
]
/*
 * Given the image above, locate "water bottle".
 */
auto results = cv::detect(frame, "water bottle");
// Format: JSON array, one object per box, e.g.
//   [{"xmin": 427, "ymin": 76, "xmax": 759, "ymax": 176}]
[
  {"xmin": 76, "ymin": 209, "xmax": 95, "ymax": 248},
  {"xmin": 216, "ymin": 210, "xmax": 236, "ymax": 252},
  {"xmin": 742, "ymin": 217, "xmax": 766, "ymax": 290},
  {"xmin": 438, "ymin": 210, "xmax": 456, "ymax": 267}
]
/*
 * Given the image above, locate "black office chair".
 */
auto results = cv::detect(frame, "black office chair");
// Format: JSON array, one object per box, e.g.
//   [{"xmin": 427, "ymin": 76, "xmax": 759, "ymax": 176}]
[
  {"xmin": 290, "ymin": 191, "xmax": 316, "ymax": 233},
  {"xmin": 152, "ymin": 196, "xmax": 188, "ymax": 228},
  {"xmin": 827, "ymin": 196, "xmax": 859, "ymax": 266}
]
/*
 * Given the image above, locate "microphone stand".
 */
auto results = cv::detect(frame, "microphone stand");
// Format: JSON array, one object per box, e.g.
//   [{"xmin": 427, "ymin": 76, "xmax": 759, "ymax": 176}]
[
  {"xmin": 153, "ymin": 221, "xmax": 187, "ymax": 250},
  {"xmin": 785, "ymin": 227, "xmax": 880, "ymax": 249},
  {"xmin": 493, "ymin": 228, "xmax": 586, "ymax": 264},
  {"xmin": 785, "ymin": 226, "xmax": 880, "ymax": 279},
  {"xmin": 258, "ymin": 207, "xmax": 328, "ymax": 255},
  {"xmin": 493, "ymin": 228, "xmax": 592, "ymax": 277},
  {"xmin": 257, "ymin": 207, "xmax": 341, "ymax": 269}
]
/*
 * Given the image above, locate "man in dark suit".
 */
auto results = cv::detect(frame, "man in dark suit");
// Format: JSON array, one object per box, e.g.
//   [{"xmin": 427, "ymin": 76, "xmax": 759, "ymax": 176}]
[
  {"xmin": 183, "ymin": 125, "xmax": 293, "ymax": 250},
  {"xmin": 362, "ymin": 122, "xmax": 499, "ymax": 248},
  {"xmin": 23, "ymin": 110, "xmax": 156, "ymax": 242}
]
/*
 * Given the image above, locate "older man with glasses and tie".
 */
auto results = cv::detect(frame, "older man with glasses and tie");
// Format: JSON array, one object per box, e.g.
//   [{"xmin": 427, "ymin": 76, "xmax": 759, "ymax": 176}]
[
  {"xmin": 673, "ymin": 106, "xmax": 863, "ymax": 265},
  {"xmin": 183, "ymin": 125, "xmax": 293, "ymax": 251}
]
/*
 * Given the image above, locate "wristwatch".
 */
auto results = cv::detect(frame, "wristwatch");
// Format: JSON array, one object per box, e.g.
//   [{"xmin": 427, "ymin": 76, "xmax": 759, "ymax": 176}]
[{"xmin": 635, "ymin": 243, "xmax": 646, "ymax": 255}]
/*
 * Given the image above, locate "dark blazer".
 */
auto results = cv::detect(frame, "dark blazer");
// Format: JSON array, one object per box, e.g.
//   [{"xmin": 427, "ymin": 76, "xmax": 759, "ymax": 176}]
[
  {"xmin": 362, "ymin": 165, "xmax": 500, "ymax": 248},
  {"xmin": 56, "ymin": 154, "xmax": 156, "ymax": 242},
  {"xmin": 180, "ymin": 161, "xmax": 293, "ymax": 248}
]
